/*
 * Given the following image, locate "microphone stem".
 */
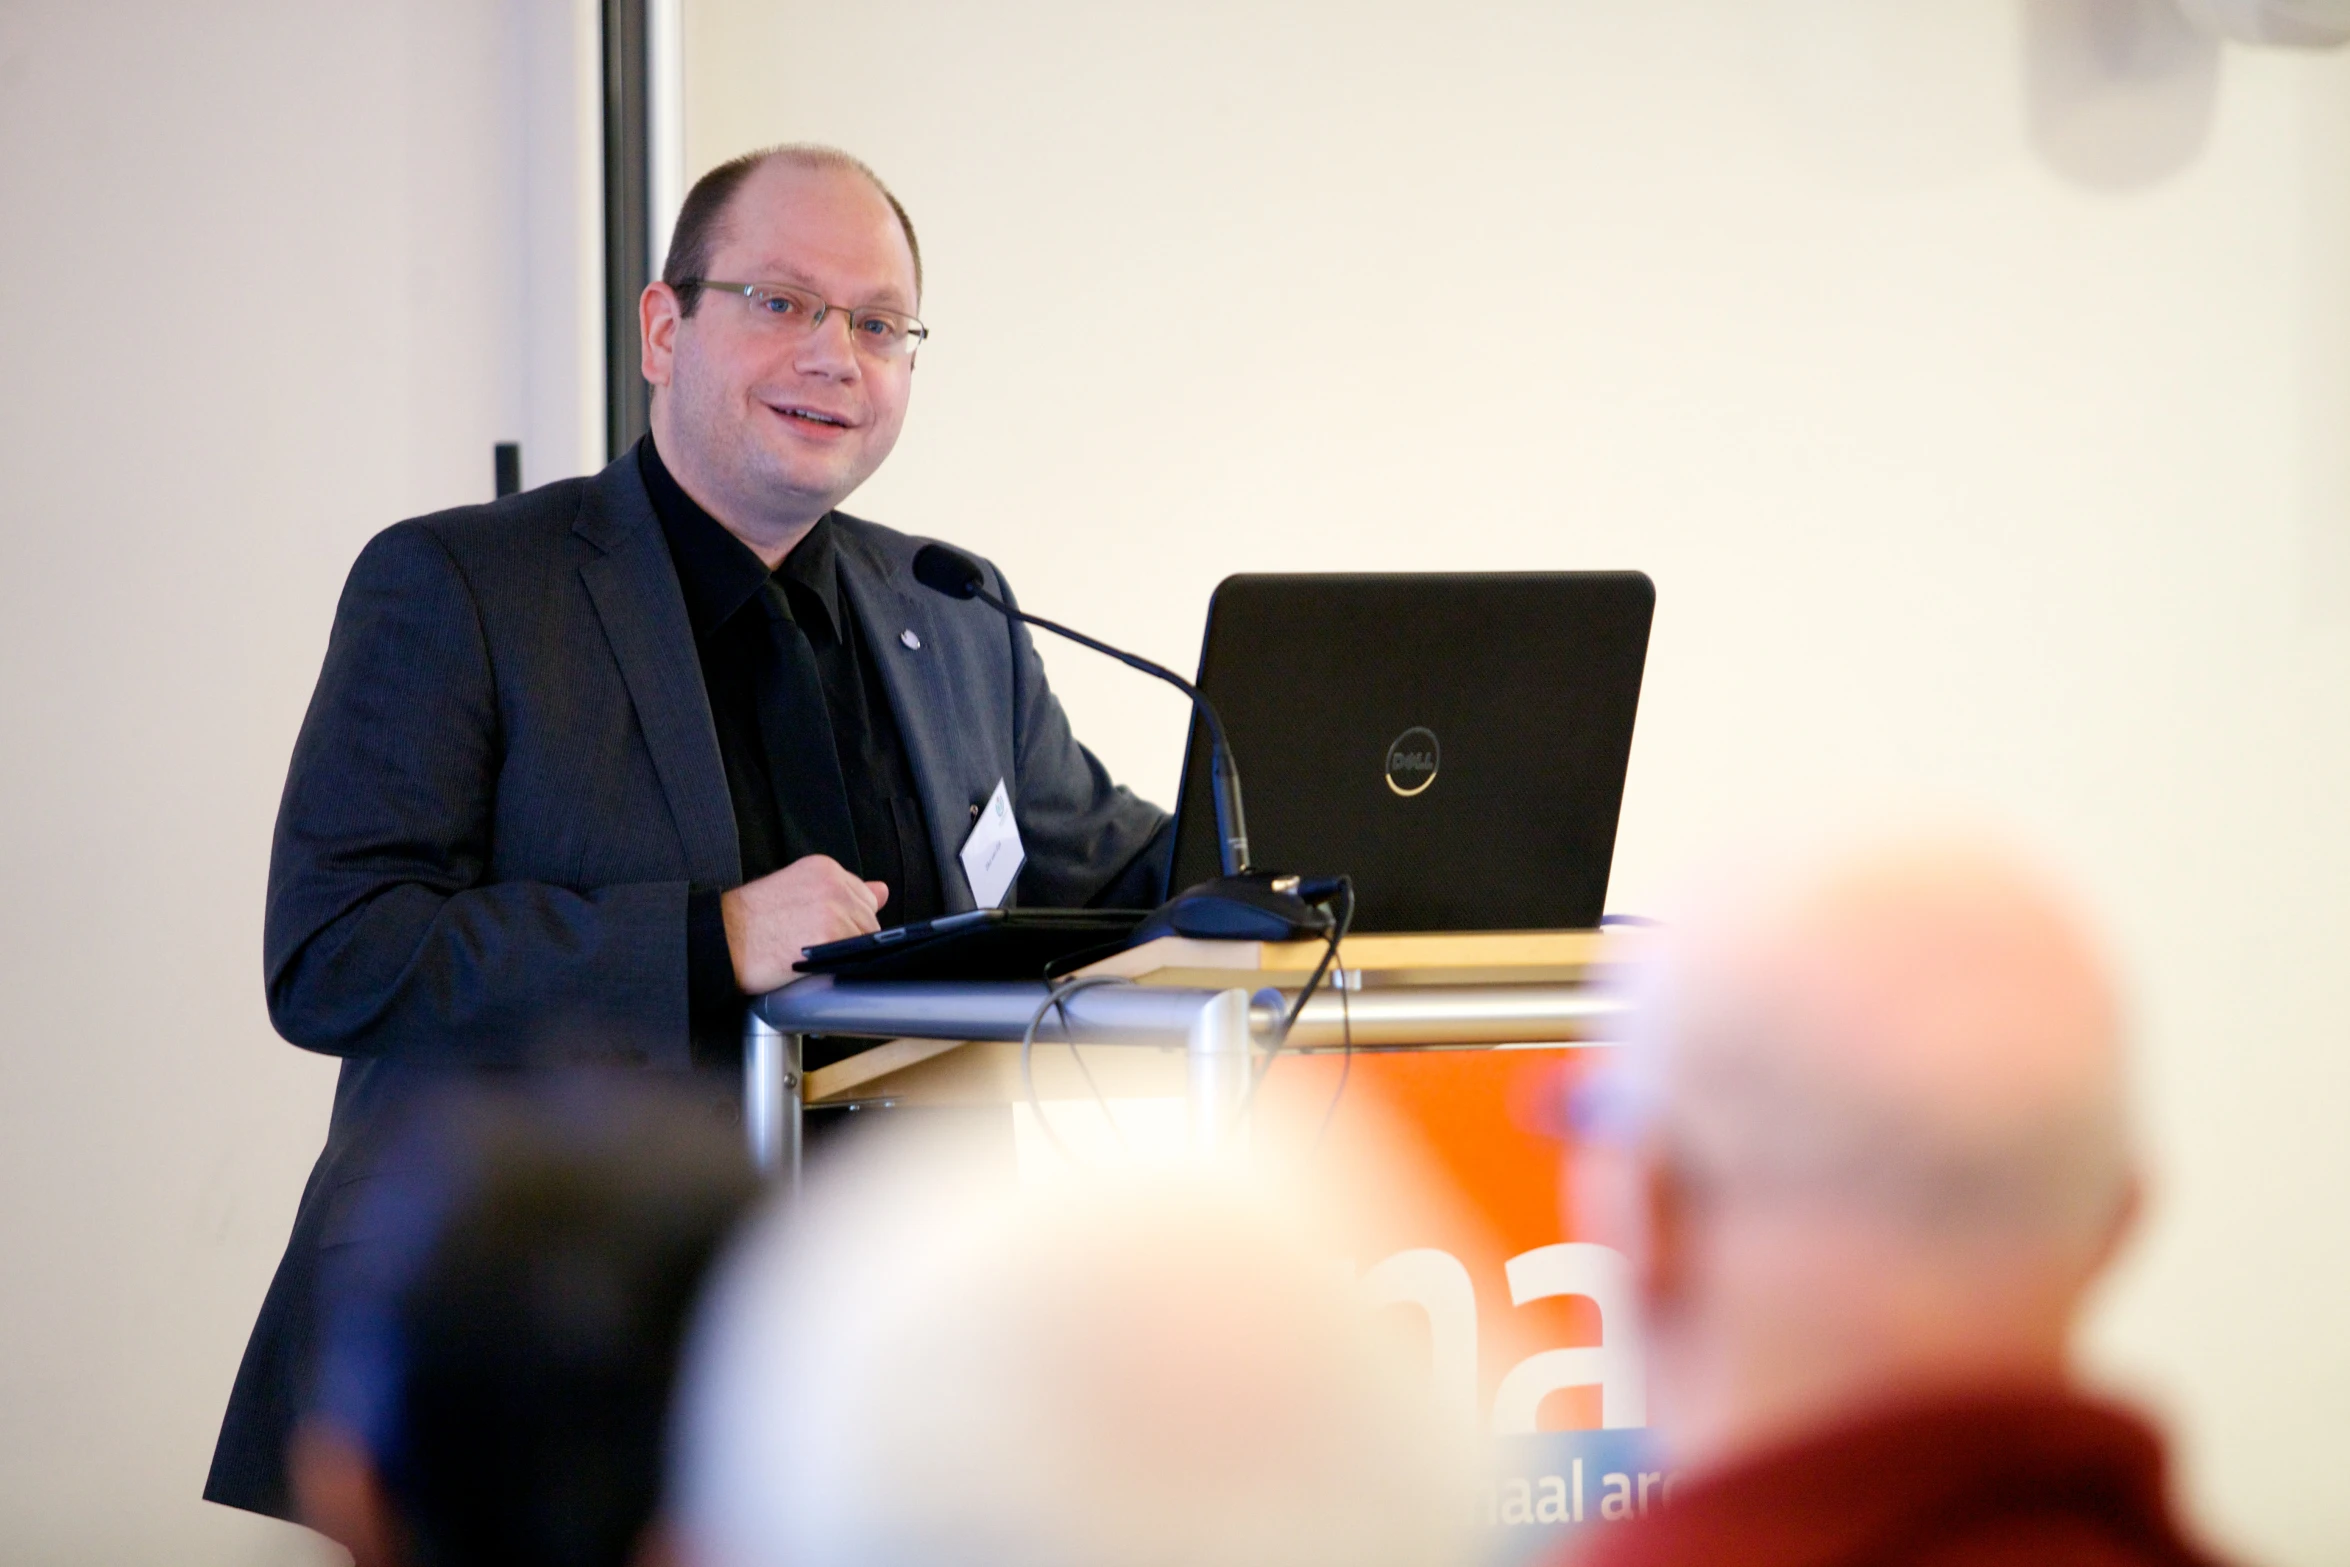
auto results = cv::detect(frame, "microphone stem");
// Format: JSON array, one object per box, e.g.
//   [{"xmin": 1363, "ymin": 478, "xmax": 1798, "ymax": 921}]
[{"xmin": 977, "ymin": 589, "xmax": 1251, "ymax": 876}]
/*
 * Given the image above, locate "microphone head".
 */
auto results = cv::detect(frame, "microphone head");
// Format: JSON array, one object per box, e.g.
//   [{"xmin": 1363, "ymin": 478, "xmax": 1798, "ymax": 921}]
[{"xmin": 912, "ymin": 543, "xmax": 987, "ymax": 601}]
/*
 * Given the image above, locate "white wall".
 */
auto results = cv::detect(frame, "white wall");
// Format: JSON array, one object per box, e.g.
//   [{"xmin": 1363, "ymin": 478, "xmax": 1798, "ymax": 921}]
[
  {"xmin": 682, "ymin": 3, "xmax": 2350, "ymax": 1563},
  {"xmin": 0, "ymin": 2, "xmax": 600, "ymax": 1560}
]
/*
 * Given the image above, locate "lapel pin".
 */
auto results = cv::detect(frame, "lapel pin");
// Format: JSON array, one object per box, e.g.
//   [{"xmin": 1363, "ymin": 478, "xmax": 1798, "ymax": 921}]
[{"xmin": 899, "ymin": 628, "xmax": 922, "ymax": 650}]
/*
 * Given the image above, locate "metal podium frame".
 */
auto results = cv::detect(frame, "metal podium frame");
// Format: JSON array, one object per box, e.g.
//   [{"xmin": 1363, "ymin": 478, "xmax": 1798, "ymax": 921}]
[{"xmin": 742, "ymin": 974, "xmax": 1627, "ymax": 1183}]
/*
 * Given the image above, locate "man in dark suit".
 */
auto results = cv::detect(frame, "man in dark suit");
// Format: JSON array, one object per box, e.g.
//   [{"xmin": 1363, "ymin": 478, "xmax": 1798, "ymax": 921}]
[{"xmin": 208, "ymin": 144, "xmax": 1170, "ymax": 1519}]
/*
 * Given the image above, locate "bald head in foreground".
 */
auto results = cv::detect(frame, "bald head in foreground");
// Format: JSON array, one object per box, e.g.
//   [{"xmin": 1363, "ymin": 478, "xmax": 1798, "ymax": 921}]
[
  {"xmin": 1568, "ymin": 836, "xmax": 2228, "ymax": 1567},
  {"xmin": 668, "ymin": 1157, "xmax": 1472, "ymax": 1567}
]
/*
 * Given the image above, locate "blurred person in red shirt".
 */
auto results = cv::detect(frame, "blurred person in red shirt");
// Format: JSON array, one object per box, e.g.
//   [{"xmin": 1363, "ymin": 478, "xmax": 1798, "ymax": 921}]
[{"xmin": 1563, "ymin": 834, "xmax": 2229, "ymax": 1567}]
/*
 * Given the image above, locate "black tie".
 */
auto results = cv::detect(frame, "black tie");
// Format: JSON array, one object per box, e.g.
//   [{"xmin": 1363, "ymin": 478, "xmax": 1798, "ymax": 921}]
[{"xmin": 751, "ymin": 579, "xmax": 861, "ymax": 872}]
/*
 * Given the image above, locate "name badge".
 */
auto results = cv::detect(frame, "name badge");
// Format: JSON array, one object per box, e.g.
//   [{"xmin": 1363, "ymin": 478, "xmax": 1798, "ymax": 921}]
[{"xmin": 959, "ymin": 778, "xmax": 1026, "ymax": 909}]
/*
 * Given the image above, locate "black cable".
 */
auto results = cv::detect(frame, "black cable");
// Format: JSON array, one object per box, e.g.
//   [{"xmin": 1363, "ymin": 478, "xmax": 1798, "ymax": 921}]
[
  {"xmin": 1314, "ymin": 934, "xmax": 1354, "ymax": 1150},
  {"xmin": 1244, "ymin": 877, "xmax": 1354, "ymax": 1119},
  {"xmin": 1058, "ymin": 999, "xmax": 1125, "ymax": 1151},
  {"xmin": 1019, "ymin": 975, "xmax": 1130, "ymax": 1167}
]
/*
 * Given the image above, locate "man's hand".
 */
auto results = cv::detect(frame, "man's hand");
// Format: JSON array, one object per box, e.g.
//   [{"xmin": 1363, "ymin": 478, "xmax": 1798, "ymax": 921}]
[{"xmin": 720, "ymin": 855, "xmax": 890, "ymax": 994}]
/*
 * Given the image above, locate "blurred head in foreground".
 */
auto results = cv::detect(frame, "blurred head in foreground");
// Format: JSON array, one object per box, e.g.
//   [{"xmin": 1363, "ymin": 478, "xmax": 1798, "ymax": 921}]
[
  {"xmin": 1568, "ymin": 833, "xmax": 2224, "ymax": 1566},
  {"xmin": 671, "ymin": 1150, "xmax": 1472, "ymax": 1567},
  {"xmin": 292, "ymin": 1082, "xmax": 759, "ymax": 1567}
]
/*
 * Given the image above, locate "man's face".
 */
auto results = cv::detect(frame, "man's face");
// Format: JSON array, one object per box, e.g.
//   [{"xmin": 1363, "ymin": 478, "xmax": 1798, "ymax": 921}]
[{"xmin": 643, "ymin": 159, "xmax": 919, "ymax": 535}]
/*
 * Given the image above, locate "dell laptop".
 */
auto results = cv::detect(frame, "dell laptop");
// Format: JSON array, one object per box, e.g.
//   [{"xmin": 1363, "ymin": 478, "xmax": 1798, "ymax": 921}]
[{"xmin": 1168, "ymin": 572, "xmax": 1654, "ymax": 933}]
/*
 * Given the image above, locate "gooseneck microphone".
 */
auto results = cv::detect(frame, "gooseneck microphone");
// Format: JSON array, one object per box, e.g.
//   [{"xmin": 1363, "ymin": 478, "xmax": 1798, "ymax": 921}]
[
  {"xmin": 912, "ymin": 543, "xmax": 1251, "ymax": 878},
  {"xmin": 911, "ymin": 542, "xmax": 1343, "ymax": 945},
  {"xmin": 915, "ymin": 547, "xmax": 1359, "ymax": 1120}
]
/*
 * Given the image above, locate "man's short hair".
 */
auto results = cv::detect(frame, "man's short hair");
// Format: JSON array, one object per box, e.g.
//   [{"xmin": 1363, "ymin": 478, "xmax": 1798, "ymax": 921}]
[{"xmin": 661, "ymin": 144, "xmax": 923, "ymax": 318}]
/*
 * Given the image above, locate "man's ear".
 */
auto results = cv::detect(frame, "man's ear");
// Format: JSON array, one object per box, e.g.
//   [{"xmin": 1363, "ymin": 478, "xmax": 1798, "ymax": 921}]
[
  {"xmin": 1638, "ymin": 1154, "xmax": 1697, "ymax": 1317},
  {"xmin": 1564, "ymin": 1137, "xmax": 1673, "ymax": 1294},
  {"xmin": 289, "ymin": 1420, "xmax": 404, "ymax": 1567},
  {"xmin": 641, "ymin": 281, "xmax": 682, "ymax": 391},
  {"xmin": 2083, "ymin": 1170, "xmax": 2144, "ymax": 1284}
]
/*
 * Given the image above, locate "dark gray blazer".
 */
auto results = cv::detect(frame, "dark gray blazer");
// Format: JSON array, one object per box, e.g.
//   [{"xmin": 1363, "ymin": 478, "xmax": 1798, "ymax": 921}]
[{"xmin": 206, "ymin": 453, "xmax": 1168, "ymax": 1518}]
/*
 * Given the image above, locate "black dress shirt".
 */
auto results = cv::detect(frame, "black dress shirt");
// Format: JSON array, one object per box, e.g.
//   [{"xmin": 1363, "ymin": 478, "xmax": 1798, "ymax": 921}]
[{"xmin": 639, "ymin": 437, "xmax": 941, "ymax": 1061}]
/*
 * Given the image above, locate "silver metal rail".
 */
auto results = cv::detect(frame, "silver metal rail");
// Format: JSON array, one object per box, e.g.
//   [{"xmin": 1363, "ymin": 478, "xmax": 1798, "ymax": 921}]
[
  {"xmin": 741, "ymin": 974, "xmax": 1631, "ymax": 1181},
  {"xmin": 751, "ymin": 975, "xmax": 1249, "ymax": 1043},
  {"xmin": 741, "ymin": 1009, "xmax": 800, "ymax": 1184},
  {"xmin": 743, "ymin": 977, "xmax": 1262, "ymax": 1178},
  {"xmin": 1256, "ymin": 984, "xmax": 1627, "ymax": 1049}
]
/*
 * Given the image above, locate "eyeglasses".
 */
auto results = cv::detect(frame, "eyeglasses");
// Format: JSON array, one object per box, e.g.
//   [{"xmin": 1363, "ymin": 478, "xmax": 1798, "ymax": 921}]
[{"xmin": 690, "ymin": 280, "xmax": 928, "ymax": 361}]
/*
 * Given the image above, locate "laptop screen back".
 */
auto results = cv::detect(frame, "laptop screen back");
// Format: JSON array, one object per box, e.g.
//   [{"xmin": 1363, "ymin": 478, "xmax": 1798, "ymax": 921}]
[{"xmin": 1169, "ymin": 572, "xmax": 1654, "ymax": 933}]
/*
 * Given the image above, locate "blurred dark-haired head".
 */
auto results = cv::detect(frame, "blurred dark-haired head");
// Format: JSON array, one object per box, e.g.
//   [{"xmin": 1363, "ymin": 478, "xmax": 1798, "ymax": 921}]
[{"xmin": 292, "ymin": 1080, "xmax": 760, "ymax": 1567}]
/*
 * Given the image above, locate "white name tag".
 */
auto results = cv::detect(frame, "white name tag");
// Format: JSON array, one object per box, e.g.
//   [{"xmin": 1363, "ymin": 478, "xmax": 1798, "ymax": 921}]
[{"xmin": 959, "ymin": 778, "xmax": 1026, "ymax": 909}]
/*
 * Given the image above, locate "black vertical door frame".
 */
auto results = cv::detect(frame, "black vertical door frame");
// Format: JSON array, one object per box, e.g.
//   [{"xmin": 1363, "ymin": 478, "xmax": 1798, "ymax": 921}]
[{"xmin": 603, "ymin": 0, "xmax": 652, "ymax": 459}]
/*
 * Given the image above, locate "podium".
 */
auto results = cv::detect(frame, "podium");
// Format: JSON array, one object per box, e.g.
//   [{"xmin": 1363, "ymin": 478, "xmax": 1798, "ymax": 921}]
[
  {"xmin": 741, "ymin": 929, "xmax": 1638, "ymax": 1181},
  {"xmin": 744, "ymin": 929, "xmax": 1660, "ymax": 1565}
]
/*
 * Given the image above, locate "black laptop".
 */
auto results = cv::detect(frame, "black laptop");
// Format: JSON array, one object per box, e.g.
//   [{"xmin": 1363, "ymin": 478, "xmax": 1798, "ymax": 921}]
[
  {"xmin": 804, "ymin": 569, "xmax": 1653, "ymax": 978},
  {"xmin": 1168, "ymin": 572, "xmax": 1654, "ymax": 933}
]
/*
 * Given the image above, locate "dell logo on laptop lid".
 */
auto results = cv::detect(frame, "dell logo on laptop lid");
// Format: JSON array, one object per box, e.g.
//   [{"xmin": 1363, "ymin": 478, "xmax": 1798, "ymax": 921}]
[{"xmin": 1384, "ymin": 727, "xmax": 1440, "ymax": 797}]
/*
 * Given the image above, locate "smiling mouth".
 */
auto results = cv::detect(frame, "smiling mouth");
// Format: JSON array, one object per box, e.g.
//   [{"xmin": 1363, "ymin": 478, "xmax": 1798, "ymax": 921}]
[{"xmin": 774, "ymin": 405, "xmax": 851, "ymax": 429}]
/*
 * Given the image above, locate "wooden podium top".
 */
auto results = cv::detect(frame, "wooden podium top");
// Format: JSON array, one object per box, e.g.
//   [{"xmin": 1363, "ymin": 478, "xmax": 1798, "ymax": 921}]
[{"xmin": 1073, "ymin": 927, "xmax": 1642, "ymax": 989}]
